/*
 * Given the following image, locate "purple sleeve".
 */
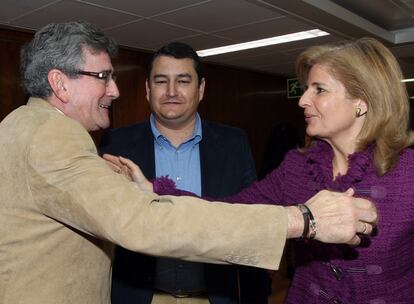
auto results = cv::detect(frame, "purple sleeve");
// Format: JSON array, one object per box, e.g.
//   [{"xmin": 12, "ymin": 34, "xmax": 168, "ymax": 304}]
[
  {"xmin": 224, "ymin": 150, "xmax": 300, "ymax": 205},
  {"xmin": 153, "ymin": 158, "xmax": 287, "ymax": 205},
  {"xmin": 152, "ymin": 176, "xmax": 196, "ymax": 197},
  {"xmin": 221, "ymin": 166, "xmax": 285, "ymax": 204}
]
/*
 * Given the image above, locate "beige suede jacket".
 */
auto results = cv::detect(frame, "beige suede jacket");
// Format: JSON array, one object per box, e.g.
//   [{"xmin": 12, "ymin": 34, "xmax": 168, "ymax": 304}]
[{"xmin": 0, "ymin": 98, "xmax": 287, "ymax": 304}]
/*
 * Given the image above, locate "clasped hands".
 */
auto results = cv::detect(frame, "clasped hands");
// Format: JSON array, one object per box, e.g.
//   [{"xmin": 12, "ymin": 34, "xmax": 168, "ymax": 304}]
[
  {"xmin": 287, "ymin": 188, "xmax": 378, "ymax": 246},
  {"xmin": 103, "ymin": 153, "xmax": 378, "ymax": 246}
]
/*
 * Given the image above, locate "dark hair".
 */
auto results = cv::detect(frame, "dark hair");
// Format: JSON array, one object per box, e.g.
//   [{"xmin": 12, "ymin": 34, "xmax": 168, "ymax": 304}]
[
  {"xmin": 147, "ymin": 42, "xmax": 203, "ymax": 84},
  {"xmin": 20, "ymin": 21, "xmax": 118, "ymax": 98}
]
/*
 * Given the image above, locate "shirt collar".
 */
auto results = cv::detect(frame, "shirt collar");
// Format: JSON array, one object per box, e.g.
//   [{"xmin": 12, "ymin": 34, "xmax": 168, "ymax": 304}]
[{"xmin": 150, "ymin": 113, "xmax": 202, "ymax": 146}]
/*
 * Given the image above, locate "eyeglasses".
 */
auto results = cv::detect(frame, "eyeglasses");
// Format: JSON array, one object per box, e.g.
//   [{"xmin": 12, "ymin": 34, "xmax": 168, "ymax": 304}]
[{"xmin": 76, "ymin": 70, "xmax": 117, "ymax": 85}]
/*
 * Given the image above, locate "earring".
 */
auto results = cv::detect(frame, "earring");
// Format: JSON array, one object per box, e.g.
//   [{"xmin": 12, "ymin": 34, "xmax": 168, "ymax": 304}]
[{"xmin": 356, "ymin": 107, "xmax": 367, "ymax": 117}]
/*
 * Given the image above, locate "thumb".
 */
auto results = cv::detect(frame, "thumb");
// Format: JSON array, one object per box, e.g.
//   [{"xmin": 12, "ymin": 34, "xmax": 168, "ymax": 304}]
[{"xmin": 344, "ymin": 187, "xmax": 355, "ymax": 196}]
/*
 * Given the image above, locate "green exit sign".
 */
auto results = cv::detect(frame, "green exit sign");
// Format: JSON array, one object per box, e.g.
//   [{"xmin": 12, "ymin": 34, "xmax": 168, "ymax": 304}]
[{"xmin": 287, "ymin": 78, "xmax": 303, "ymax": 99}]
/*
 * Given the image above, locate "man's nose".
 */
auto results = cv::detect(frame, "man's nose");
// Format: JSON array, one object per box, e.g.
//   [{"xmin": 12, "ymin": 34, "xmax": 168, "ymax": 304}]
[
  {"xmin": 107, "ymin": 79, "xmax": 120, "ymax": 100},
  {"xmin": 166, "ymin": 82, "xmax": 178, "ymax": 96}
]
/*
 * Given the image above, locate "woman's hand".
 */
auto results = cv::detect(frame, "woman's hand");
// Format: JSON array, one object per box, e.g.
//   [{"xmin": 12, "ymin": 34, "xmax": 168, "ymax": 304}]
[{"xmin": 102, "ymin": 153, "xmax": 153, "ymax": 193}]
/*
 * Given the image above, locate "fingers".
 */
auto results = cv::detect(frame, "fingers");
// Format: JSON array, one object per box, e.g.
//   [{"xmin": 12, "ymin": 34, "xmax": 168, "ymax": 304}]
[
  {"xmin": 346, "ymin": 234, "xmax": 361, "ymax": 246},
  {"xmin": 102, "ymin": 154, "xmax": 152, "ymax": 191},
  {"xmin": 118, "ymin": 156, "xmax": 140, "ymax": 173},
  {"xmin": 103, "ymin": 154, "xmax": 124, "ymax": 172},
  {"xmin": 119, "ymin": 156, "xmax": 147, "ymax": 182},
  {"xmin": 103, "ymin": 154, "xmax": 131, "ymax": 173},
  {"xmin": 344, "ymin": 187, "xmax": 355, "ymax": 196},
  {"xmin": 352, "ymin": 197, "xmax": 378, "ymax": 225},
  {"xmin": 103, "ymin": 153, "xmax": 123, "ymax": 173},
  {"xmin": 348, "ymin": 221, "xmax": 374, "ymax": 247},
  {"xmin": 102, "ymin": 153, "xmax": 122, "ymax": 166},
  {"xmin": 305, "ymin": 189, "xmax": 378, "ymax": 245},
  {"xmin": 105, "ymin": 160, "xmax": 121, "ymax": 173},
  {"xmin": 348, "ymin": 197, "xmax": 377, "ymax": 239},
  {"xmin": 102, "ymin": 154, "xmax": 133, "ymax": 180},
  {"xmin": 357, "ymin": 221, "xmax": 373, "ymax": 235},
  {"xmin": 117, "ymin": 157, "xmax": 152, "ymax": 191},
  {"xmin": 345, "ymin": 188, "xmax": 378, "ymax": 226},
  {"xmin": 357, "ymin": 221, "xmax": 367, "ymax": 234}
]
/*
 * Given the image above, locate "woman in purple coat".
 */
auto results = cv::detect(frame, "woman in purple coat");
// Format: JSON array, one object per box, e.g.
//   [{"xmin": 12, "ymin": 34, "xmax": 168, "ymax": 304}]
[
  {"xmin": 112, "ymin": 38, "xmax": 414, "ymax": 304},
  {"xmin": 230, "ymin": 38, "xmax": 414, "ymax": 303}
]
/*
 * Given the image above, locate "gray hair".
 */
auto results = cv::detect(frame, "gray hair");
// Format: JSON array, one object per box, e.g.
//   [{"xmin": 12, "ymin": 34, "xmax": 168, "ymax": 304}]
[{"xmin": 21, "ymin": 21, "xmax": 118, "ymax": 98}]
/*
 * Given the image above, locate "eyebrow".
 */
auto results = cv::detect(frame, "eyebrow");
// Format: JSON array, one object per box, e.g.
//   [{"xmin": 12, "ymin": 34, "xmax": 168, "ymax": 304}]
[
  {"xmin": 177, "ymin": 73, "xmax": 192, "ymax": 79},
  {"xmin": 310, "ymin": 81, "xmax": 326, "ymax": 86},
  {"xmin": 91, "ymin": 68, "xmax": 112, "ymax": 73},
  {"xmin": 153, "ymin": 73, "xmax": 192, "ymax": 79}
]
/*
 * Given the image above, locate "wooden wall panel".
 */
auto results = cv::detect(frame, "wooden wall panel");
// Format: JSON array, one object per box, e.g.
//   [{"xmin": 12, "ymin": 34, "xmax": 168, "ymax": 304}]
[
  {"xmin": 0, "ymin": 28, "xmax": 32, "ymax": 121},
  {"xmin": 200, "ymin": 63, "xmax": 304, "ymax": 171},
  {"xmin": 111, "ymin": 48, "xmax": 152, "ymax": 127},
  {"xmin": 0, "ymin": 26, "xmax": 305, "ymax": 171}
]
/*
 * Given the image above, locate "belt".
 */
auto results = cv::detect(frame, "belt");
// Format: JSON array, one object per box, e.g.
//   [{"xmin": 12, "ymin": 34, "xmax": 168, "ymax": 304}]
[{"xmin": 156, "ymin": 289, "xmax": 207, "ymax": 298}]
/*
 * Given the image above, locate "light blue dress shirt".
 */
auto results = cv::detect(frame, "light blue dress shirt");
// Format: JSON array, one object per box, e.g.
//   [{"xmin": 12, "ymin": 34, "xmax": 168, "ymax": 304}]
[{"xmin": 150, "ymin": 113, "xmax": 202, "ymax": 196}]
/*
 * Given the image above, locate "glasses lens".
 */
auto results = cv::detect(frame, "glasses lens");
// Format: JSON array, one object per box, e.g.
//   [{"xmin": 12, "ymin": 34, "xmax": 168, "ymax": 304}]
[
  {"xmin": 100, "ymin": 71, "xmax": 116, "ymax": 85},
  {"xmin": 76, "ymin": 70, "xmax": 116, "ymax": 86}
]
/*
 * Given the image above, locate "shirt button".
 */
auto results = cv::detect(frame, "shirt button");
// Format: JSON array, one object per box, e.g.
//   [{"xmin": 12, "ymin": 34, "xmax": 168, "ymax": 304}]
[
  {"xmin": 176, "ymin": 176, "xmax": 182, "ymax": 181},
  {"xmin": 367, "ymin": 265, "xmax": 383, "ymax": 275}
]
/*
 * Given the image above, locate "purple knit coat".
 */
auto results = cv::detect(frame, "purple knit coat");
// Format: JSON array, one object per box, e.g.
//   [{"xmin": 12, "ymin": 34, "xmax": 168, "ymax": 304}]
[{"xmin": 154, "ymin": 140, "xmax": 414, "ymax": 304}]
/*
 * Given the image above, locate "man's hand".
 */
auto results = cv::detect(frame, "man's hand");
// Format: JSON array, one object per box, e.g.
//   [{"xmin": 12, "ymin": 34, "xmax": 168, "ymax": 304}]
[
  {"xmin": 102, "ymin": 154, "xmax": 153, "ymax": 193},
  {"xmin": 287, "ymin": 188, "xmax": 378, "ymax": 246}
]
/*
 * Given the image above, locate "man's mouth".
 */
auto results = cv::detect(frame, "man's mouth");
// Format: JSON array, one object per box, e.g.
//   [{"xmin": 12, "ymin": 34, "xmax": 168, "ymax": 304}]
[
  {"xmin": 163, "ymin": 98, "xmax": 182, "ymax": 104},
  {"xmin": 99, "ymin": 103, "xmax": 111, "ymax": 109},
  {"xmin": 304, "ymin": 113, "xmax": 316, "ymax": 119}
]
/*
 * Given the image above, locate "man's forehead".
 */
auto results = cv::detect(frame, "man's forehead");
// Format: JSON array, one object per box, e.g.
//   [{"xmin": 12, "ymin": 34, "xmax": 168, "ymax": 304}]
[
  {"xmin": 152, "ymin": 56, "xmax": 196, "ymax": 73},
  {"xmin": 82, "ymin": 48, "xmax": 113, "ymax": 70}
]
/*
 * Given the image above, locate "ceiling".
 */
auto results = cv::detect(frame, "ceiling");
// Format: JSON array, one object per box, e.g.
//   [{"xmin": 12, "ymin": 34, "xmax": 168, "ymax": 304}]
[{"xmin": 1, "ymin": 0, "xmax": 414, "ymax": 82}]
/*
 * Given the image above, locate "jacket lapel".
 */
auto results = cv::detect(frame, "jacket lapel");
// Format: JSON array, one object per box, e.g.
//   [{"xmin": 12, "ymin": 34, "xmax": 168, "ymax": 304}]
[
  {"xmin": 199, "ymin": 122, "xmax": 223, "ymax": 197},
  {"xmin": 131, "ymin": 122, "xmax": 156, "ymax": 180}
]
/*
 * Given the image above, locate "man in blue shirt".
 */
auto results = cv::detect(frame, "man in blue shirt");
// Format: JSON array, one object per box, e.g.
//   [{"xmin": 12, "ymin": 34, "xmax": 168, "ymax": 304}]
[{"xmin": 100, "ymin": 42, "xmax": 269, "ymax": 304}]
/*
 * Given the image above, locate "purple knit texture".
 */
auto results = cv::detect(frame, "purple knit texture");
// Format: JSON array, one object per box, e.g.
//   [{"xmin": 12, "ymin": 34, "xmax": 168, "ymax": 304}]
[
  {"xmin": 153, "ymin": 176, "xmax": 195, "ymax": 197},
  {"xmin": 153, "ymin": 140, "xmax": 414, "ymax": 303}
]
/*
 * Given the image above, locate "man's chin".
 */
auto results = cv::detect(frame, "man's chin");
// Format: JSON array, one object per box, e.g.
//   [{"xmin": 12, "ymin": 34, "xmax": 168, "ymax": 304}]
[
  {"xmin": 91, "ymin": 120, "xmax": 111, "ymax": 132},
  {"xmin": 101, "ymin": 122, "xmax": 111, "ymax": 130}
]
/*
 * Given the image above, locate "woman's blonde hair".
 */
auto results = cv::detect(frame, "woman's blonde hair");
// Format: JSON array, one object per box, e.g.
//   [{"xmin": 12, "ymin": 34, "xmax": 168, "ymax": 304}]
[{"xmin": 296, "ymin": 37, "xmax": 414, "ymax": 176}]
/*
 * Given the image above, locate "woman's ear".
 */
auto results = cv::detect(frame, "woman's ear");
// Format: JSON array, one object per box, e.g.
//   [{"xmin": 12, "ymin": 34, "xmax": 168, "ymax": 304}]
[
  {"xmin": 48, "ymin": 69, "xmax": 69, "ymax": 103},
  {"xmin": 355, "ymin": 98, "xmax": 368, "ymax": 117}
]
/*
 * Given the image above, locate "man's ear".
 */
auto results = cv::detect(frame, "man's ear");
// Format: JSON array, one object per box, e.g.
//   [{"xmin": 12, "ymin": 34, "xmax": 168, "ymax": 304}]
[
  {"xmin": 145, "ymin": 79, "xmax": 150, "ymax": 102},
  {"xmin": 48, "ymin": 69, "xmax": 69, "ymax": 103},
  {"xmin": 198, "ymin": 77, "xmax": 206, "ymax": 102}
]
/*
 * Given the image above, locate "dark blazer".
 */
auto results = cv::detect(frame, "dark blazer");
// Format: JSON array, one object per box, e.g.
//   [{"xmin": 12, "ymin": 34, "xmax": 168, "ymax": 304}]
[{"xmin": 99, "ymin": 120, "xmax": 269, "ymax": 304}]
